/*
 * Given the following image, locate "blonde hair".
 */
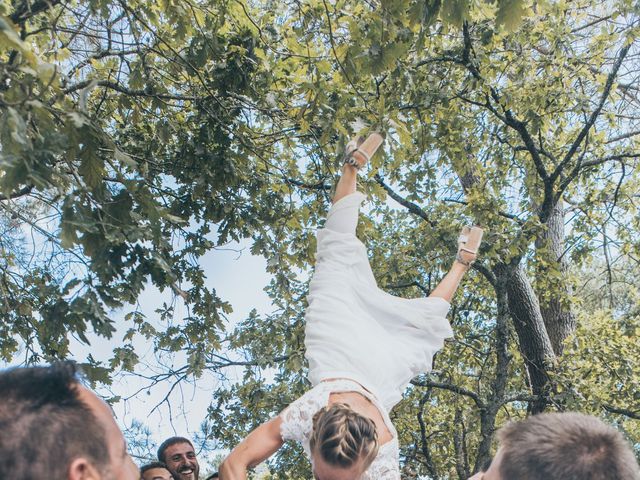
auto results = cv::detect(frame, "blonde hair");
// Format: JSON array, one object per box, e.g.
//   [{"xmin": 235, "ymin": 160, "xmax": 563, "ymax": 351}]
[{"xmin": 309, "ymin": 403, "xmax": 379, "ymax": 470}]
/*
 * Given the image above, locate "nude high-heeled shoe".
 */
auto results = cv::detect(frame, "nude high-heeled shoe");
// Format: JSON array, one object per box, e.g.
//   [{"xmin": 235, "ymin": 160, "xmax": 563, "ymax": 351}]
[
  {"xmin": 456, "ymin": 225, "xmax": 484, "ymax": 266},
  {"xmin": 343, "ymin": 133, "xmax": 384, "ymax": 169}
]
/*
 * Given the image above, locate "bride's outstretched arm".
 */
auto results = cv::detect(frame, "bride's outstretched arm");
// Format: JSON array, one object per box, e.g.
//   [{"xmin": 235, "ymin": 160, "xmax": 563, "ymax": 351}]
[{"xmin": 219, "ymin": 417, "xmax": 284, "ymax": 480}]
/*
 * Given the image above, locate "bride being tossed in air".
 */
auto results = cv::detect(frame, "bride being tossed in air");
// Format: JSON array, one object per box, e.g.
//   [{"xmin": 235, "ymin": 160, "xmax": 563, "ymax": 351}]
[{"xmin": 219, "ymin": 134, "xmax": 483, "ymax": 480}]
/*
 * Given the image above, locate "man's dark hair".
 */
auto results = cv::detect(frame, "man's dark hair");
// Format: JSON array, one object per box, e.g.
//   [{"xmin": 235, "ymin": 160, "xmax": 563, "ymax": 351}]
[
  {"xmin": 498, "ymin": 412, "xmax": 640, "ymax": 480},
  {"xmin": 140, "ymin": 461, "xmax": 170, "ymax": 474},
  {"xmin": 0, "ymin": 362, "xmax": 110, "ymax": 480},
  {"xmin": 157, "ymin": 436, "xmax": 195, "ymax": 463},
  {"xmin": 204, "ymin": 473, "xmax": 219, "ymax": 480}
]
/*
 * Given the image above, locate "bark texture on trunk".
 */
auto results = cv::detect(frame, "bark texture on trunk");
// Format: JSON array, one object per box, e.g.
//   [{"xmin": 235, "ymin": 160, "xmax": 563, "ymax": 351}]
[
  {"xmin": 535, "ymin": 202, "xmax": 576, "ymax": 354},
  {"xmin": 497, "ymin": 263, "xmax": 555, "ymax": 413},
  {"xmin": 473, "ymin": 281, "xmax": 511, "ymax": 471}
]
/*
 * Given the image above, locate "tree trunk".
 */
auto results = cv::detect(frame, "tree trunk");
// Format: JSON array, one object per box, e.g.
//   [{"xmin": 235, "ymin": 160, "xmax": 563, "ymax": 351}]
[
  {"xmin": 496, "ymin": 263, "xmax": 555, "ymax": 413},
  {"xmin": 454, "ymin": 408, "xmax": 470, "ymax": 479},
  {"xmin": 535, "ymin": 202, "xmax": 576, "ymax": 354},
  {"xmin": 473, "ymin": 280, "xmax": 511, "ymax": 471}
]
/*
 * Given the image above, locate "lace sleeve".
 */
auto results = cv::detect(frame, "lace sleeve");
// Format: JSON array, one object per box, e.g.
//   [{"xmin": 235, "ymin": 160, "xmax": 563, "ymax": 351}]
[
  {"xmin": 279, "ymin": 385, "xmax": 327, "ymax": 446},
  {"xmin": 361, "ymin": 442, "xmax": 401, "ymax": 480},
  {"xmin": 363, "ymin": 456, "xmax": 401, "ymax": 479}
]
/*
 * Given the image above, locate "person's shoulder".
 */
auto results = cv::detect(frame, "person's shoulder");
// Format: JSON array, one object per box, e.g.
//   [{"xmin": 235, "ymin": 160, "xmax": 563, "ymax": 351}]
[
  {"xmin": 279, "ymin": 384, "xmax": 331, "ymax": 442},
  {"xmin": 285, "ymin": 383, "xmax": 331, "ymax": 413}
]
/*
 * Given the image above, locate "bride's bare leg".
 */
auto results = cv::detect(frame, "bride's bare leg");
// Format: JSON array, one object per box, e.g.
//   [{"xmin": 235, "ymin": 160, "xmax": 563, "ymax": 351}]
[
  {"xmin": 429, "ymin": 261, "xmax": 470, "ymax": 302},
  {"xmin": 333, "ymin": 164, "xmax": 359, "ymax": 204},
  {"xmin": 430, "ymin": 228, "xmax": 483, "ymax": 302}
]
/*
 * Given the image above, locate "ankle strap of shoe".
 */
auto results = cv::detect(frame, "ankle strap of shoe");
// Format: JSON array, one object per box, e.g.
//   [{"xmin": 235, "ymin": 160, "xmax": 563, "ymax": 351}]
[
  {"xmin": 455, "ymin": 252, "xmax": 474, "ymax": 267},
  {"xmin": 343, "ymin": 146, "xmax": 370, "ymax": 169}
]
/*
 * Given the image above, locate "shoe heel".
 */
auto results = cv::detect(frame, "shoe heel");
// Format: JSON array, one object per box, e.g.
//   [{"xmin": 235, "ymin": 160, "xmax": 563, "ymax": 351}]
[
  {"xmin": 466, "ymin": 226, "xmax": 484, "ymax": 252},
  {"xmin": 351, "ymin": 132, "xmax": 384, "ymax": 165}
]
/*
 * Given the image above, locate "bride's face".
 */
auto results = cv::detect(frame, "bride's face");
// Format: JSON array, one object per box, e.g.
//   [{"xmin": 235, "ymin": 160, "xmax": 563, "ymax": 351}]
[{"xmin": 311, "ymin": 454, "xmax": 366, "ymax": 480}]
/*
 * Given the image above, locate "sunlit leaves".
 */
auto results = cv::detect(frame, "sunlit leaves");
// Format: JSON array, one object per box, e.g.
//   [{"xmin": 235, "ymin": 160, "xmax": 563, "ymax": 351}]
[
  {"xmin": 0, "ymin": 17, "xmax": 33, "ymax": 61},
  {"xmin": 495, "ymin": 0, "xmax": 528, "ymax": 31},
  {"xmin": 440, "ymin": 0, "xmax": 471, "ymax": 27},
  {"xmin": 558, "ymin": 301, "xmax": 640, "ymax": 436}
]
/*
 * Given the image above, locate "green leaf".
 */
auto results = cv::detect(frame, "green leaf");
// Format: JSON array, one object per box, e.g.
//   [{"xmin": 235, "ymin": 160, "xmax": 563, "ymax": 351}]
[
  {"xmin": 67, "ymin": 112, "xmax": 89, "ymax": 128},
  {"xmin": 78, "ymin": 141, "xmax": 105, "ymax": 190},
  {"xmin": 440, "ymin": 0, "xmax": 470, "ymax": 27},
  {"xmin": 495, "ymin": 0, "xmax": 526, "ymax": 31},
  {"xmin": 0, "ymin": 16, "xmax": 26, "ymax": 51},
  {"xmin": 36, "ymin": 62, "xmax": 57, "ymax": 84},
  {"xmin": 5, "ymin": 107, "xmax": 29, "ymax": 147},
  {"xmin": 114, "ymin": 148, "xmax": 137, "ymax": 167}
]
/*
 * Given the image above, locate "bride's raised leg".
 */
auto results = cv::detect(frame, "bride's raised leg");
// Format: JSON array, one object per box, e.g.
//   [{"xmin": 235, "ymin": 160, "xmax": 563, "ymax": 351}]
[
  {"xmin": 429, "ymin": 226, "xmax": 484, "ymax": 302},
  {"xmin": 332, "ymin": 133, "xmax": 384, "ymax": 205}
]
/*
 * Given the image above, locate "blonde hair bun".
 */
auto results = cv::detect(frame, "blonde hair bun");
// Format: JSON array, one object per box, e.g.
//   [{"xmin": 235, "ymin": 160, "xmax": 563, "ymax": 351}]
[{"xmin": 309, "ymin": 403, "xmax": 379, "ymax": 470}]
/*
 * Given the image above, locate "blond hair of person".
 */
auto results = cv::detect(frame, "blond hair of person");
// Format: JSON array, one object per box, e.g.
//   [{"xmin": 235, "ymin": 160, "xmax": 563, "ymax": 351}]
[{"xmin": 309, "ymin": 403, "xmax": 379, "ymax": 469}]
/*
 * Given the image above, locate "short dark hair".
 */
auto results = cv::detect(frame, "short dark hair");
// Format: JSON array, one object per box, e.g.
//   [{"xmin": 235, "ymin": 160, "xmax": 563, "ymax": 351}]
[
  {"xmin": 0, "ymin": 362, "xmax": 110, "ymax": 479},
  {"xmin": 157, "ymin": 436, "xmax": 195, "ymax": 463},
  {"xmin": 498, "ymin": 412, "xmax": 640, "ymax": 480},
  {"xmin": 141, "ymin": 461, "xmax": 170, "ymax": 474}
]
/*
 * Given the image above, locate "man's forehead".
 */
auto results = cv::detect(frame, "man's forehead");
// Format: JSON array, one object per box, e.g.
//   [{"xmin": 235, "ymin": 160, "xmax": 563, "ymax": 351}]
[
  {"xmin": 166, "ymin": 442, "xmax": 195, "ymax": 454},
  {"xmin": 144, "ymin": 467, "xmax": 172, "ymax": 479}
]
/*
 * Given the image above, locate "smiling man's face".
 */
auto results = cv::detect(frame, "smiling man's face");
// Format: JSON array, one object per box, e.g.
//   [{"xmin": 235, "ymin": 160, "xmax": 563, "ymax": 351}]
[{"xmin": 164, "ymin": 442, "xmax": 199, "ymax": 480}]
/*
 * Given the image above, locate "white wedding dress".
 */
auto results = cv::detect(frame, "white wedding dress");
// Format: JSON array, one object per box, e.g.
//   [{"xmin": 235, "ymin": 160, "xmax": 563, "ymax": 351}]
[{"xmin": 280, "ymin": 192, "xmax": 453, "ymax": 479}]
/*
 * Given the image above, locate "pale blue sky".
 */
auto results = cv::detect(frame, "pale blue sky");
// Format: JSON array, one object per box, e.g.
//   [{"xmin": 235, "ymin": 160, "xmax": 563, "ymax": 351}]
[{"xmin": 69, "ymin": 236, "xmax": 274, "ymax": 462}]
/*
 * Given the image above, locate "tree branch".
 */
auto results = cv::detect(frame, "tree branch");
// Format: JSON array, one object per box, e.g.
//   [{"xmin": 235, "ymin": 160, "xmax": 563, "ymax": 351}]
[
  {"xmin": 205, "ymin": 352, "xmax": 290, "ymax": 369},
  {"xmin": 558, "ymin": 152, "xmax": 639, "ymax": 189},
  {"xmin": 10, "ymin": 0, "xmax": 62, "ymax": 25},
  {"xmin": 0, "ymin": 185, "xmax": 34, "ymax": 201},
  {"xmin": 384, "ymin": 280, "xmax": 430, "ymax": 297},
  {"xmin": 320, "ymin": 0, "xmax": 373, "ymax": 114},
  {"xmin": 411, "ymin": 377, "xmax": 485, "ymax": 409},
  {"xmin": 603, "ymin": 404, "xmax": 640, "ymax": 420},
  {"xmin": 443, "ymin": 197, "xmax": 525, "ymax": 225},
  {"xmin": 417, "ymin": 390, "xmax": 440, "ymax": 480},
  {"xmin": 460, "ymin": 23, "xmax": 553, "ymax": 220},
  {"xmin": 605, "ymin": 129, "xmax": 640, "ymax": 144},
  {"xmin": 374, "ymin": 174, "xmax": 435, "ymax": 227},
  {"xmin": 553, "ymin": 43, "xmax": 632, "ymax": 189},
  {"xmin": 584, "ymin": 152, "xmax": 640, "ymax": 168},
  {"xmin": 501, "ymin": 392, "xmax": 538, "ymax": 405},
  {"xmin": 285, "ymin": 178, "xmax": 331, "ymax": 191},
  {"xmin": 63, "ymin": 79, "xmax": 196, "ymax": 101},
  {"xmin": 473, "ymin": 262, "xmax": 496, "ymax": 287}
]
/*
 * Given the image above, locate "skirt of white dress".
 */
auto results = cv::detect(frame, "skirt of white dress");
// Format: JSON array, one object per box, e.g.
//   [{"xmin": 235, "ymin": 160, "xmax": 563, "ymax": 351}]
[{"xmin": 304, "ymin": 192, "xmax": 453, "ymax": 412}]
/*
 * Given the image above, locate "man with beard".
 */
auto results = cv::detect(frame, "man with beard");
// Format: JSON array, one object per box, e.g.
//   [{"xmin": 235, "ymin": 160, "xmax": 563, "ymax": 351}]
[{"xmin": 158, "ymin": 437, "xmax": 200, "ymax": 480}]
